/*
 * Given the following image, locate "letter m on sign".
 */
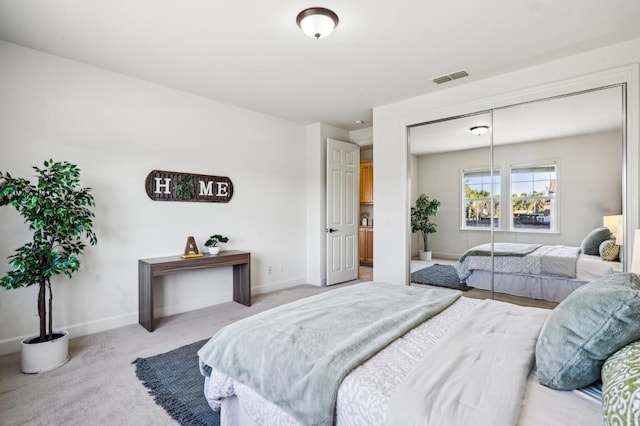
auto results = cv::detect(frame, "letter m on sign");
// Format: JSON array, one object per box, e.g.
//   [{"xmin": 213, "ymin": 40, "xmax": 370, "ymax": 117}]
[{"xmin": 199, "ymin": 181, "xmax": 214, "ymax": 196}]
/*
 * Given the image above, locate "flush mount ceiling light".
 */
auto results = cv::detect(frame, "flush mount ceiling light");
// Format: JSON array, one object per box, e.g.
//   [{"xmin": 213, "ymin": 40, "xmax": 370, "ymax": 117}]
[
  {"xmin": 296, "ymin": 7, "xmax": 339, "ymax": 39},
  {"xmin": 470, "ymin": 125, "xmax": 490, "ymax": 136}
]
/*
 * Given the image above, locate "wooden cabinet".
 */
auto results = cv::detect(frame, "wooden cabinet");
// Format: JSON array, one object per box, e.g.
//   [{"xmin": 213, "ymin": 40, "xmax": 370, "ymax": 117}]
[
  {"xmin": 359, "ymin": 160, "xmax": 373, "ymax": 266},
  {"xmin": 359, "ymin": 226, "xmax": 373, "ymax": 266},
  {"xmin": 360, "ymin": 160, "xmax": 373, "ymax": 205}
]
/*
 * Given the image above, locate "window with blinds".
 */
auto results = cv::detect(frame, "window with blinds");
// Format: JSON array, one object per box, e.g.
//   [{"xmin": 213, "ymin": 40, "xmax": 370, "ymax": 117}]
[
  {"xmin": 461, "ymin": 164, "xmax": 557, "ymax": 233},
  {"xmin": 461, "ymin": 169, "xmax": 500, "ymax": 229},
  {"xmin": 509, "ymin": 164, "xmax": 557, "ymax": 232}
]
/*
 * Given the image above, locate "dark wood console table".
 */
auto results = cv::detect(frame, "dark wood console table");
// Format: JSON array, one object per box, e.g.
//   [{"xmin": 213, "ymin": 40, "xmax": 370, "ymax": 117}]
[{"xmin": 138, "ymin": 250, "xmax": 251, "ymax": 331}]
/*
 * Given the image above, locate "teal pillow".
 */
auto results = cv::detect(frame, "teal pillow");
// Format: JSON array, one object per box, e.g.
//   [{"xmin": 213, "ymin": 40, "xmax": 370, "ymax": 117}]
[
  {"xmin": 581, "ymin": 227, "xmax": 612, "ymax": 255},
  {"xmin": 536, "ymin": 273, "xmax": 640, "ymax": 390},
  {"xmin": 602, "ymin": 341, "xmax": 640, "ymax": 425},
  {"xmin": 599, "ymin": 239, "xmax": 620, "ymax": 261}
]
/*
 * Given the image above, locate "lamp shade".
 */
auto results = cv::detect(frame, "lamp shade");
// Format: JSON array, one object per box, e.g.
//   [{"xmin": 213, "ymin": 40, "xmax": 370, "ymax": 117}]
[
  {"xmin": 603, "ymin": 214, "xmax": 623, "ymax": 236},
  {"xmin": 296, "ymin": 7, "xmax": 339, "ymax": 39},
  {"xmin": 631, "ymin": 230, "xmax": 640, "ymax": 273},
  {"xmin": 616, "ymin": 217, "xmax": 624, "ymax": 246}
]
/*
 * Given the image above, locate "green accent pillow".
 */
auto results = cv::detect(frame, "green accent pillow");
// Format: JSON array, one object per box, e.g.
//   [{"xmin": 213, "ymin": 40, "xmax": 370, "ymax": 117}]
[
  {"xmin": 581, "ymin": 227, "xmax": 612, "ymax": 255},
  {"xmin": 602, "ymin": 341, "xmax": 640, "ymax": 425},
  {"xmin": 536, "ymin": 273, "xmax": 640, "ymax": 390},
  {"xmin": 599, "ymin": 239, "xmax": 620, "ymax": 261}
]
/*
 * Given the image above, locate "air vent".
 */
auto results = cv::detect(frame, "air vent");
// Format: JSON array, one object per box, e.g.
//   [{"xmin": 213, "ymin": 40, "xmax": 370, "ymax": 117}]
[
  {"xmin": 432, "ymin": 70, "xmax": 469, "ymax": 84},
  {"xmin": 432, "ymin": 75, "xmax": 452, "ymax": 84},
  {"xmin": 449, "ymin": 70, "xmax": 469, "ymax": 80}
]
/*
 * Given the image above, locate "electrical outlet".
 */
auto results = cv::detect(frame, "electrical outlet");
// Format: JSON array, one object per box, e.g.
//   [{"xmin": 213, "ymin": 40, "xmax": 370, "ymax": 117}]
[
  {"xmin": 279, "ymin": 264, "xmax": 284, "ymax": 272},
  {"xmin": 267, "ymin": 266, "xmax": 272, "ymax": 274}
]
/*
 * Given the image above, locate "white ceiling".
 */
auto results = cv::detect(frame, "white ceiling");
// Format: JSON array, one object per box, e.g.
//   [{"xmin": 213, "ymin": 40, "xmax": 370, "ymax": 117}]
[{"xmin": 0, "ymin": 1, "xmax": 639, "ymax": 131}]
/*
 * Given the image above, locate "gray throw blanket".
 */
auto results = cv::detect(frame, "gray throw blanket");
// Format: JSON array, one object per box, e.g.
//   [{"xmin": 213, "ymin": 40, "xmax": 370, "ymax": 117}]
[
  {"xmin": 457, "ymin": 243, "xmax": 580, "ymax": 279},
  {"xmin": 459, "ymin": 242, "xmax": 542, "ymax": 261},
  {"xmin": 198, "ymin": 282, "xmax": 461, "ymax": 426}
]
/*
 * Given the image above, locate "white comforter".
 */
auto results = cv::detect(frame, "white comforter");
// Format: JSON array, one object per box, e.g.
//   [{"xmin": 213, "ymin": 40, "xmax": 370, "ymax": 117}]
[
  {"xmin": 385, "ymin": 300, "xmax": 548, "ymax": 426},
  {"xmin": 205, "ymin": 297, "xmax": 603, "ymax": 426}
]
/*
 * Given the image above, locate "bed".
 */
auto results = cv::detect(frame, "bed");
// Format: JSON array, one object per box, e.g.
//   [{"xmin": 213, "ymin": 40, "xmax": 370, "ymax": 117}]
[
  {"xmin": 196, "ymin": 281, "xmax": 631, "ymax": 426},
  {"xmin": 456, "ymin": 241, "xmax": 620, "ymax": 302}
]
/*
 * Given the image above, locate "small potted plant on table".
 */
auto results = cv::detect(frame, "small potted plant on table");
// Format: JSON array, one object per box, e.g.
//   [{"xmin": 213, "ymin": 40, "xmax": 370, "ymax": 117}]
[{"xmin": 204, "ymin": 234, "xmax": 229, "ymax": 255}]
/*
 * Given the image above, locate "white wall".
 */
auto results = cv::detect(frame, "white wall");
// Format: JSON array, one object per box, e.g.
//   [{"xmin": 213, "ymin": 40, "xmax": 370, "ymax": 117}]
[
  {"xmin": 413, "ymin": 131, "xmax": 623, "ymax": 258},
  {"xmin": 0, "ymin": 41, "xmax": 310, "ymax": 354},
  {"xmin": 350, "ymin": 127, "xmax": 373, "ymax": 147},
  {"xmin": 373, "ymin": 37, "xmax": 640, "ymax": 285}
]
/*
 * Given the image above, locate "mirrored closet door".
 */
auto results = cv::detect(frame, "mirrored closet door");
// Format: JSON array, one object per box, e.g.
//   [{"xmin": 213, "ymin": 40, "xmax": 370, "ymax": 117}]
[
  {"xmin": 407, "ymin": 85, "xmax": 625, "ymax": 303},
  {"xmin": 408, "ymin": 111, "xmax": 493, "ymax": 294}
]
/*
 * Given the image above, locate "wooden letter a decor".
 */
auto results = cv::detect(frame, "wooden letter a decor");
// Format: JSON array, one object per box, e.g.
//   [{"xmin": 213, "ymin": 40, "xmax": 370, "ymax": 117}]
[{"xmin": 181, "ymin": 236, "xmax": 203, "ymax": 259}]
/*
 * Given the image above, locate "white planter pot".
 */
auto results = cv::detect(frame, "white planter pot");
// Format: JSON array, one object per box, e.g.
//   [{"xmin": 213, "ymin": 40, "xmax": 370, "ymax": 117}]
[
  {"xmin": 419, "ymin": 250, "xmax": 432, "ymax": 261},
  {"xmin": 21, "ymin": 330, "xmax": 69, "ymax": 374},
  {"xmin": 208, "ymin": 246, "xmax": 221, "ymax": 255}
]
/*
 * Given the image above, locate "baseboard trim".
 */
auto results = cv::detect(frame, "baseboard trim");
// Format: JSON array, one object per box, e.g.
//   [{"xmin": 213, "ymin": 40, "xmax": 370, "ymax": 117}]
[
  {"xmin": 253, "ymin": 277, "xmax": 307, "ymax": 294},
  {"xmin": 305, "ymin": 276, "xmax": 326, "ymax": 286},
  {"xmin": 0, "ymin": 312, "xmax": 138, "ymax": 356},
  {"xmin": 0, "ymin": 277, "xmax": 309, "ymax": 356}
]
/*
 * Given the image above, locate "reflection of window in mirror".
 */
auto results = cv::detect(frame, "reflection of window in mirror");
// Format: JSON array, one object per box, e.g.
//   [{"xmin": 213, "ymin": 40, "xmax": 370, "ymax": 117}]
[
  {"xmin": 509, "ymin": 164, "xmax": 557, "ymax": 233},
  {"xmin": 461, "ymin": 168, "xmax": 500, "ymax": 229}
]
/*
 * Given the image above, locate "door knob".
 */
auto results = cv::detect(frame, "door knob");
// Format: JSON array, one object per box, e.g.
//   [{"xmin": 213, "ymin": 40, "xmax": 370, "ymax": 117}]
[{"xmin": 327, "ymin": 228, "xmax": 338, "ymax": 233}]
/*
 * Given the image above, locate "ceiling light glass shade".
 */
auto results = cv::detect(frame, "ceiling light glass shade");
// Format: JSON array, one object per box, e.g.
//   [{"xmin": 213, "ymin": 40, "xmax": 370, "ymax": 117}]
[
  {"xmin": 470, "ymin": 125, "xmax": 490, "ymax": 136},
  {"xmin": 296, "ymin": 8, "xmax": 339, "ymax": 39}
]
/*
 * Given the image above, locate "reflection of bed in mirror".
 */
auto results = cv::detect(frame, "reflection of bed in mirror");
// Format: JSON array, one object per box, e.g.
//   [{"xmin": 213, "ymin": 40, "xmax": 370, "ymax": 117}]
[
  {"xmin": 456, "ymin": 242, "xmax": 620, "ymax": 302},
  {"xmin": 407, "ymin": 85, "xmax": 626, "ymax": 304}
]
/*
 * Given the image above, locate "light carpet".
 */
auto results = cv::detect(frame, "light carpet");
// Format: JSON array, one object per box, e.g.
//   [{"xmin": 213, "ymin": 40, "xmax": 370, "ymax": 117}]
[{"xmin": 0, "ymin": 283, "xmax": 357, "ymax": 426}]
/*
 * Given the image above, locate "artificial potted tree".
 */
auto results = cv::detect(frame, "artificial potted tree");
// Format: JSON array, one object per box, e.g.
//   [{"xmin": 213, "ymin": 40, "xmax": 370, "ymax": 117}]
[
  {"xmin": 411, "ymin": 194, "xmax": 440, "ymax": 261},
  {"xmin": 0, "ymin": 160, "xmax": 97, "ymax": 373},
  {"xmin": 204, "ymin": 234, "xmax": 229, "ymax": 255}
]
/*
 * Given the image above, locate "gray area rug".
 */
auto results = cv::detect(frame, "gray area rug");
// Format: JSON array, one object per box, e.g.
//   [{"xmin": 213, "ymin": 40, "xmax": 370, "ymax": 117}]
[
  {"xmin": 134, "ymin": 339, "xmax": 219, "ymax": 426},
  {"xmin": 411, "ymin": 264, "xmax": 471, "ymax": 291}
]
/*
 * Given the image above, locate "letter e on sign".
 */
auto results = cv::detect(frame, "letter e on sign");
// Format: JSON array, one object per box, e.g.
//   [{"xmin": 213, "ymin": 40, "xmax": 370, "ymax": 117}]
[{"xmin": 216, "ymin": 182, "xmax": 229, "ymax": 197}]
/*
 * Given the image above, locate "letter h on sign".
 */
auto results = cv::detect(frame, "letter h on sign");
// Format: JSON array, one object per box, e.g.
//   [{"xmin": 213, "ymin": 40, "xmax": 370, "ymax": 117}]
[{"xmin": 154, "ymin": 177, "xmax": 172, "ymax": 194}]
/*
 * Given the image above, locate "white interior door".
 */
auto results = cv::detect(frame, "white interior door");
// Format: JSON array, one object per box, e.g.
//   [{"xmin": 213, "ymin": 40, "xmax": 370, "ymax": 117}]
[{"xmin": 326, "ymin": 138, "xmax": 360, "ymax": 285}]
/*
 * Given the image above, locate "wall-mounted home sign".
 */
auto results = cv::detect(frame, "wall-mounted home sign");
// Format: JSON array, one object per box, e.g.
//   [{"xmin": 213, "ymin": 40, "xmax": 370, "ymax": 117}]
[{"xmin": 145, "ymin": 170, "xmax": 233, "ymax": 202}]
